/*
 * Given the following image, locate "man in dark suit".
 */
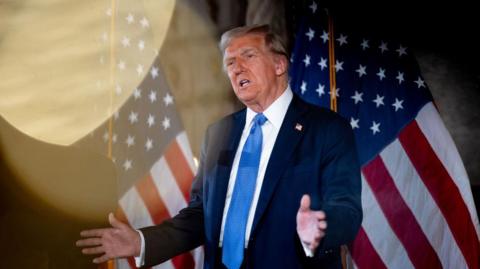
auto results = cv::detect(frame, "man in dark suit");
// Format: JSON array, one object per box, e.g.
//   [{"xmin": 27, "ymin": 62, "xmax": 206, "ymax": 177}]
[{"xmin": 77, "ymin": 24, "xmax": 362, "ymax": 269}]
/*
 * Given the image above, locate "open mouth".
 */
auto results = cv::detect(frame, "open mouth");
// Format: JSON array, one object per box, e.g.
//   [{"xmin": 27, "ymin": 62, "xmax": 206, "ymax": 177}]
[{"xmin": 239, "ymin": 79, "xmax": 251, "ymax": 88}]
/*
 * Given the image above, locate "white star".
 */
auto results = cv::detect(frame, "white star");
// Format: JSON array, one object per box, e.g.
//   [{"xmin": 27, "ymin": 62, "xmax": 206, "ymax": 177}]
[
  {"xmin": 147, "ymin": 114, "xmax": 155, "ymax": 127},
  {"xmin": 112, "ymin": 133, "xmax": 117, "ymax": 143},
  {"xmin": 133, "ymin": 88, "xmax": 142, "ymax": 99},
  {"xmin": 105, "ymin": 8, "xmax": 112, "ymax": 17},
  {"xmin": 115, "ymin": 84, "xmax": 122, "ymax": 95},
  {"xmin": 163, "ymin": 93, "xmax": 174, "ymax": 106},
  {"xmin": 350, "ymin": 118, "xmax": 359, "ymax": 129},
  {"xmin": 300, "ymin": 81, "xmax": 307, "ymax": 94},
  {"xmin": 123, "ymin": 159, "xmax": 132, "ymax": 171},
  {"xmin": 126, "ymin": 13, "xmax": 135, "ymax": 24},
  {"xmin": 303, "ymin": 54, "xmax": 311, "ymax": 67},
  {"xmin": 360, "ymin": 39, "xmax": 369, "ymax": 50},
  {"xmin": 128, "ymin": 111, "xmax": 138, "ymax": 124},
  {"xmin": 377, "ymin": 68, "xmax": 386, "ymax": 81},
  {"xmin": 150, "ymin": 66, "xmax": 159, "ymax": 79},
  {"xmin": 140, "ymin": 17, "xmax": 150, "ymax": 28},
  {"xmin": 396, "ymin": 45, "xmax": 407, "ymax": 57},
  {"xmin": 379, "ymin": 41, "xmax": 389, "ymax": 53},
  {"xmin": 99, "ymin": 56, "xmax": 105, "ymax": 64},
  {"xmin": 290, "ymin": 54, "xmax": 295, "ymax": 63},
  {"xmin": 101, "ymin": 32, "xmax": 108, "ymax": 43},
  {"xmin": 316, "ymin": 83, "xmax": 325, "ymax": 97},
  {"xmin": 309, "ymin": 1, "xmax": 318, "ymax": 13},
  {"xmin": 329, "ymin": 88, "xmax": 340, "ymax": 97},
  {"xmin": 336, "ymin": 34, "xmax": 348, "ymax": 46},
  {"xmin": 162, "ymin": 117, "xmax": 171, "ymax": 130},
  {"xmin": 102, "ymin": 131, "xmax": 109, "ymax": 142},
  {"xmin": 318, "ymin": 57, "xmax": 327, "ymax": 70},
  {"xmin": 320, "ymin": 30, "xmax": 329, "ymax": 43},
  {"xmin": 396, "ymin": 71, "xmax": 405, "ymax": 84},
  {"xmin": 114, "ymin": 111, "xmax": 119, "ymax": 120},
  {"xmin": 370, "ymin": 121, "xmax": 380, "ymax": 135},
  {"xmin": 121, "ymin": 36, "xmax": 130, "ymax": 47},
  {"xmin": 117, "ymin": 60, "xmax": 126, "ymax": 70},
  {"xmin": 138, "ymin": 40, "xmax": 145, "ymax": 51},
  {"xmin": 392, "ymin": 98, "xmax": 404, "ymax": 111},
  {"xmin": 136, "ymin": 64, "xmax": 144, "ymax": 76},
  {"xmin": 356, "ymin": 64, "xmax": 367, "ymax": 77},
  {"xmin": 414, "ymin": 77, "xmax": 426, "ymax": 88},
  {"xmin": 372, "ymin": 94, "xmax": 385, "ymax": 108},
  {"xmin": 145, "ymin": 138, "xmax": 153, "ymax": 151},
  {"xmin": 335, "ymin": 60, "xmax": 344, "ymax": 72},
  {"xmin": 149, "ymin": 90, "xmax": 157, "ymax": 103},
  {"xmin": 125, "ymin": 135, "xmax": 135, "ymax": 147},
  {"xmin": 306, "ymin": 28, "xmax": 315, "ymax": 41},
  {"xmin": 351, "ymin": 91, "xmax": 364, "ymax": 104}
]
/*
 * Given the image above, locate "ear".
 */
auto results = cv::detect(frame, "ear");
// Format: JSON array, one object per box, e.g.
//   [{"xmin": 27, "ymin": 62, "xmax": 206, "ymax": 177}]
[{"xmin": 274, "ymin": 55, "xmax": 288, "ymax": 76}]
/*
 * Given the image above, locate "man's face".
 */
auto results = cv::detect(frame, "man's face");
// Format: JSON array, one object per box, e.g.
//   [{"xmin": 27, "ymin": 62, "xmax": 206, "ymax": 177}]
[{"xmin": 224, "ymin": 34, "xmax": 285, "ymax": 110}]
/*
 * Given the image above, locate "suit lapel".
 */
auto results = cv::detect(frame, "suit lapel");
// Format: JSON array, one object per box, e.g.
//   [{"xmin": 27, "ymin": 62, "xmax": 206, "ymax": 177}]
[{"xmin": 251, "ymin": 96, "xmax": 309, "ymax": 233}]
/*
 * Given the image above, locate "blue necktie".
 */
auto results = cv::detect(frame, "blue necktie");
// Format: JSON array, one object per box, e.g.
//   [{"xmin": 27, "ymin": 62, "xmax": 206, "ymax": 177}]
[{"xmin": 222, "ymin": 113, "xmax": 267, "ymax": 269}]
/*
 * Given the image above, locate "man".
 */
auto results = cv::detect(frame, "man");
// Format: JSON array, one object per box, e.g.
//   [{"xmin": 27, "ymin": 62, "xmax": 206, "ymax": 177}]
[{"xmin": 77, "ymin": 24, "xmax": 362, "ymax": 269}]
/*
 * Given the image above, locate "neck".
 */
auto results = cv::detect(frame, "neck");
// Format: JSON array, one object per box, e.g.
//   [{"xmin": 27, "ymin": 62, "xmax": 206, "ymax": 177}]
[{"xmin": 247, "ymin": 78, "xmax": 288, "ymax": 113}]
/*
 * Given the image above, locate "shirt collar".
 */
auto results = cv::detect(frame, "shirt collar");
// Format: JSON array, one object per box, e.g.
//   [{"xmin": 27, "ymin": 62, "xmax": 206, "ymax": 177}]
[{"xmin": 245, "ymin": 86, "xmax": 293, "ymax": 130}]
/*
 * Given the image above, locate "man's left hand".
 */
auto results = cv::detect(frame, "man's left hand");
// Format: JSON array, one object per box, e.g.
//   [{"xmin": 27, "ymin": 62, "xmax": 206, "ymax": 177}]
[{"xmin": 296, "ymin": 194, "xmax": 327, "ymax": 254}]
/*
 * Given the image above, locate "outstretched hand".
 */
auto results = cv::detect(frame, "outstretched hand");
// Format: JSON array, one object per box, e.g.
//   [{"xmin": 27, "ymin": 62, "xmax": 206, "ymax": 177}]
[
  {"xmin": 296, "ymin": 194, "xmax": 327, "ymax": 253},
  {"xmin": 76, "ymin": 213, "xmax": 141, "ymax": 264}
]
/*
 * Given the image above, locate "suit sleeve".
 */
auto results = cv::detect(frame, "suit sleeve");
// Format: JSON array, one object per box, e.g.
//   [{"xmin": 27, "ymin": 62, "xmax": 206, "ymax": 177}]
[{"xmin": 138, "ymin": 129, "xmax": 210, "ymax": 268}]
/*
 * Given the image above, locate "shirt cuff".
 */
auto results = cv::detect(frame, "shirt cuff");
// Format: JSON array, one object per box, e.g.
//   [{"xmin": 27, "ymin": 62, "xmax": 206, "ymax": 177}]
[
  {"xmin": 134, "ymin": 230, "xmax": 146, "ymax": 267},
  {"xmin": 300, "ymin": 240, "xmax": 314, "ymax": 257}
]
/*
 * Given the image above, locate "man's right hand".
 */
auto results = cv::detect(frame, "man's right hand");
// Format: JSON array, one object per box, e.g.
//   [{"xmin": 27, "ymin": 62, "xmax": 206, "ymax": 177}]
[{"xmin": 76, "ymin": 213, "xmax": 141, "ymax": 264}]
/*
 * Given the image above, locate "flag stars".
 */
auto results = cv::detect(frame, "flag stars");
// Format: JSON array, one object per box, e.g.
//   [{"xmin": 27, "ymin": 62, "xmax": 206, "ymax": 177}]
[
  {"xmin": 396, "ymin": 71, "xmax": 405, "ymax": 84},
  {"xmin": 136, "ymin": 64, "xmax": 144, "ymax": 76},
  {"xmin": 370, "ymin": 121, "xmax": 381, "ymax": 135},
  {"xmin": 163, "ymin": 93, "xmax": 174, "ymax": 106},
  {"xmin": 373, "ymin": 94, "xmax": 385, "ymax": 107},
  {"xmin": 145, "ymin": 138, "xmax": 153, "ymax": 151},
  {"xmin": 101, "ymin": 32, "xmax": 108, "ymax": 43},
  {"xmin": 128, "ymin": 111, "xmax": 138, "ymax": 124},
  {"xmin": 350, "ymin": 118, "xmax": 359, "ymax": 129},
  {"xmin": 351, "ymin": 91, "xmax": 363, "ymax": 104},
  {"xmin": 117, "ymin": 60, "xmax": 126, "ymax": 70},
  {"xmin": 115, "ymin": 85, "xmax": 123, "ymax": 95},
  {"xmin": 162, "ymin": 117, "xmax": 171, "ymax": 130},
  {"xmin": 123, "ymin": 159, "xmax": 132, "ymax": 171},
  {"xmin": 121, "ymin": 36, "xmax": 131, "ymax": 47},
  {"xmin": 329, "ymin": 88, "xmax": 340, "ymax": 97},
  {"xmin": 392, "ymin": 98, "xmax": 404, "ymax": 111},
  {"xmin": 320, "ymin": 31, "xmax": 329, "ymax": 43},
  {"xmin": 102, "ymin": 131, "xmax": 109, "ymax": 142},
  {"xmin": 140, "ymin": 17, "xmax": 150, "ymax": 28},
  {"xmin": 336, "ymin": 34, "xmax": 348, "ymax": 46},
  {"xmin": 379, "ymin": 41, "xmax": 389, "ymax": 53},
  {"xmin": 147, "ymin": 114, "xmax": 155, "ymax": 127},
  {"xmin": 377, "ymin": 68, "xmax": 386, "ymax": 81},
  {"xmin": 396, "ymin": 45, "xmax": 407, "ymax": 57},
  {"xmin": 414, "ymin": 77, "xmax": 426, "ymax": 88},
  {"xmin": 133, "ymin": 88, "xmax": 142, "ymax": 99},
  {"xmin": 126, "ymin": 13, "xmax": 135, "ymax": 24},
  {"xmin": 306, "ymin": 28, "xmax": 315, "ymax": 41},
  {"xmin": 303, "ymin": 54, "xmax": 311, "ymax": 67},
  {"xmin": 309, "ymin": 1, "xmax": 318, "ymax": 13},
  {"xmin": 112, "ymin": 133, "xmax": 118, "ymax": 143},
  {"xmin": 105, "ymin": 8, "xmax": 112, "ymax": 17},
  {"xmin": 318, "ymin": 57, "xmax": 327, "ymax": 70},
  {"xmin": 150, "ymin": 66, "xmax": 159, "ymax": 79},
  {"xmin": 316, "ymin": 83, "xmax": 325, "ymax": 97},
  {"xmin": 335, "ymin": 60, "xmax": 344, "ymax": 72},
  {"xmin": 356, "ymin": 64, "xmax": 367, "ymax": 77},
  {"xmin": 125, "ymin": 135, "xmax": 135, "ymax": 147},
  {"xmin": 300, "ymin": 81, "xmax": 307, "ymax": 94},
  {"xmin": 360, "ymin": 39, "xmax": 369, "ymax": 50},
  {"xmin": 114, "ymin": 111, "xmax": 119, "ymax": 120},
  {"xmin": 138, "ymin": 40, "xmax": 145, "ymax": 51},
  {"xmin": 149, "ymin": 90, "xmax": 157, "ymax": 103}
]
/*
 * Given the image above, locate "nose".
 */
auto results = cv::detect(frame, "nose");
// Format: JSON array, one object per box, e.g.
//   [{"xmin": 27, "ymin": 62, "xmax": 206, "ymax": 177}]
[{"xmin": 231, "ymin": 59, "xmax": 245, "ymax": 75}]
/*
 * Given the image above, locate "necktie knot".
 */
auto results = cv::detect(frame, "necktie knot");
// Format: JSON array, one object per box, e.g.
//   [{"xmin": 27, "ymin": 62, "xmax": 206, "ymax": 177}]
[{"xmin": 253, "ymin": 113, "xmax": 267, "ymax": 127}]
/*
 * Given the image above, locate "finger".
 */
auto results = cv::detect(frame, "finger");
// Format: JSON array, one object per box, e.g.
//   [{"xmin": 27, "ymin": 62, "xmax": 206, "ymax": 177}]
[
  {"xmin": 314, "ymin": 211, "xmax": 326, "ymax": 220},
  {"xmin": 76, "ymin": 238, "xmax": 102, "ymax": 247},
  {"xmin": 318, "ymin": 220, "xmax": 327, "ymax": 230},
  {"xmin": 82, "ymin": 245, "xmax": 105, "ymax": 255},
  {"xmin": 299, "ymin": 194, "xmax": 311, "ymax": 212},
  {"xmin": 80, "ymin": 228, "xmax": 110, "ymax": 238},
  {"xmin": 93, "ymin": 254, "xmax": 110, "ymax": 264},
  {"xmin": 109, "ymin": 212, "xmax": 127, "ymax": 229}
]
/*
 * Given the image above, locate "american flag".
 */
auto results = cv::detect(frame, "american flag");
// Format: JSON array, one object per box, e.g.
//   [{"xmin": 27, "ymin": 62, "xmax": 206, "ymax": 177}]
[
  {"xmin": 289, "ymin": 4, "xmax": 480, "ymax": 269},
  {"xmin": 74, "ymin": 2, "xmax": 203, "ymax": 269}
]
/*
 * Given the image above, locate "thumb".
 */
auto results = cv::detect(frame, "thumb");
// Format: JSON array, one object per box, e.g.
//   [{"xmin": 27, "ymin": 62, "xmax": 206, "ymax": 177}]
[
  {"xmin": 299, "ymin": 194, "xmax": 311, "ymax": 212},
  {"xmin": 109, "ymin": 212, "xmax": 126, "ymax": 229}
]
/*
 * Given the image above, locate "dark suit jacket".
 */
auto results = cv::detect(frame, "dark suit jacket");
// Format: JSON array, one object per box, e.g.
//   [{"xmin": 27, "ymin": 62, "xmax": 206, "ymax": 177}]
[{"xmin": 140, "ymin": 95, "xmax": 362, "ymax": 269}]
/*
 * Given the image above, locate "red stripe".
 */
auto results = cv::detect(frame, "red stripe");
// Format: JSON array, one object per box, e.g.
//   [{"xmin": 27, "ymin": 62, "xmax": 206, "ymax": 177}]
[
  {"xmin": 164, "ymin": 140, "xmax": 194, "ymax": 201},
  {"xmin": 399, "ymin": 121, "xmax": 480, "ymax": 269},
  {"xmin": 350, "ymin": 227, "xmax": 387, "ymax": 269},
  {"xmin": 135, "ymin": 174, "xmax": 196, "ymax": 269},
  {"xmin": 363, "ymin": 156, "xmax": 443, "ymax": 268}
]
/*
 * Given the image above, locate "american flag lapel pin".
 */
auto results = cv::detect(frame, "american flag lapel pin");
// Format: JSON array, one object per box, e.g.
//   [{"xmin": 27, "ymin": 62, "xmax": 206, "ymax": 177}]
[{"xmin": 295, "ymin": 123, "xmax": 303, "ymax": 131}]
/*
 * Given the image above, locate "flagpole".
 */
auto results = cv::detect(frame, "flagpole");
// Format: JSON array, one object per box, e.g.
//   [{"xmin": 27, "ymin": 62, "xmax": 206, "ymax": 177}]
[{"xmin": 327, "ymin": 11, "xmax": 337, "ymax": 112}]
